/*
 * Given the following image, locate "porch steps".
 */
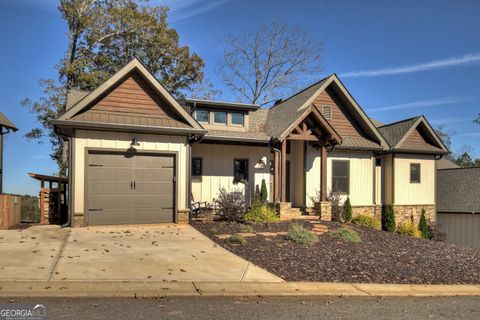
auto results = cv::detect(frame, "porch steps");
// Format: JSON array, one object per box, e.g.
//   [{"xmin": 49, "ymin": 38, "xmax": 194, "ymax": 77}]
[{"xmin": 310, "ymin": 221, "xmax": 329, "ymax": 235}]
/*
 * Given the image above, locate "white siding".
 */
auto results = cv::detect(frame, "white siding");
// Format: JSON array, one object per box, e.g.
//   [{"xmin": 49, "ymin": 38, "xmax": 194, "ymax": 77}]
[
  {"xmin": 394, "ymin": 154, "xmax": 435, "ymax": 205},
  {"xmin": 73, "ymin": 130, "xmax": 189, "ymax": 215},
  {"xmin": 191, "ymin": 144, "xmax": 272, "ymax": 204},
  {"xmin": 290, "ymin": 141, "xmax": 304, "ymax": 207},
  {"xmin": 326, "ymin": 151, "xmax": 375, "ymax": 206}
]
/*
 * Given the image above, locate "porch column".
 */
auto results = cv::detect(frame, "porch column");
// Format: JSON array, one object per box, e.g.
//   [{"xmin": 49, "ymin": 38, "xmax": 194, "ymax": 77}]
[
  {"xmin": 273, "ymin": 147, "xmax": 279, "ymax": 201},
  {"xmin": 320, "ymin": 143, "xmax": 327, "ymax": 202},
  {"xmin": 281, "ymin": 140, "xmax": 287, "ymax": 202}
]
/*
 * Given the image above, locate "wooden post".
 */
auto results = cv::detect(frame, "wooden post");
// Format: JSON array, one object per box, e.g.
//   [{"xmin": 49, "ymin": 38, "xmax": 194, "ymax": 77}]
[
  {"xmin": 281, "ymin": 140, "xmax": 287, "ymax": 202},
  {"xmin": 273, "ymin": 148, "xmax": 279, "ymax": 201},
  {"xmin": 320, "ymin": 142, "xmax": 327, "ymax": 202},
  {"xmin": 0, "ymin": 133, "xmax": 3, "ymax": 194}
]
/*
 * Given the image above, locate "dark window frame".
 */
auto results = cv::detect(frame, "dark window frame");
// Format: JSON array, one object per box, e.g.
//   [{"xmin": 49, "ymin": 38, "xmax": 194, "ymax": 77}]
[
  {"xmin": 192, "ymin": 158, "xmax": 203, "ymax": 177},
  {"xmin": 233, "ymin": 158, "xmax": 249, "ymax": 183},
  {"xmin": 214, "ymin": 111, "xmax": 227, "ymax": 125},
  {"xmin": 410, "ymin": 163, "xmax": 421, "ymax": 183},
  {"xmin": 231, "ymin": 112, "xmax": 245, "ymax": 126},
  {"xmin": 195, "ymin": 109, "xmax": 210, "ymax": 124},
  {"xmin": 331, "ymin": 160, "xmax": 350, "ymax": 194}
]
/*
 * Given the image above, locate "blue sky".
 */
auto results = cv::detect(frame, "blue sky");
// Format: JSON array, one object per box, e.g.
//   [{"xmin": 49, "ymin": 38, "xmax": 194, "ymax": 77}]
[{"xmin": 1, "ymin": 0, "xmax": 479, "ymax": 195}]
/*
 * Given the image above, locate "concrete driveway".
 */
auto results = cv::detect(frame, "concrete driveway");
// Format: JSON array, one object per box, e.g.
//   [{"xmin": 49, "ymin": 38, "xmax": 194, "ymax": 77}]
[{"xmin": 0, "ymin": 224, "xmax": 282, "ymax": 282}]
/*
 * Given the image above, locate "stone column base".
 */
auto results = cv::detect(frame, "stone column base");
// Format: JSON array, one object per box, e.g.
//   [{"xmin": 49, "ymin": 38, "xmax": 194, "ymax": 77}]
[
  {"xmin": 276, "ymin": 202, "xmax": 302, "ymax": 221},
  {"xmin": 318, "ymin": 201, "xmax": 332, "ymax": 221},
  {"xmin": 177, "ymin": 209, "xmax": 190, "ymax": 224}
]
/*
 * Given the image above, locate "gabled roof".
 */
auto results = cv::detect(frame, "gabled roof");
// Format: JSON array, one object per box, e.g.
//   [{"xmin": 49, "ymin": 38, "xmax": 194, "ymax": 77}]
[
  {"xmin": 437, "ymin": 167, "xmax": 480, "ymax": 213},
  {"xmin": 0, "ymin": 112, "xmax": 18, "ymax": 132},
  {"xmin": 378, "ymin": 115, "xmax": 449, "ymax": 154},
  {"xmin": 437, "ymin": 158, "xmax": 460, "ymax": 170},
  {"xmin": 55, "ymin": 58, "xmax": 205, "ymax": 134},
  {"xmin": 265, "ymin": 74, "xmax": 388, "ymax": 149}
]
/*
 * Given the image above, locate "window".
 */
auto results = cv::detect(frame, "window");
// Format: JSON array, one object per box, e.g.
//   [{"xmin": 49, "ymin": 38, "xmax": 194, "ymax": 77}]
[
  {"xmin": 231, "ymin": 112, "xmax": 244, "ymax": 126},
  {"xmin": 192, "ymin": 158, "xmax": 202, "ymax": 176},
  {"xmin": 214, "ymin": 111, "xmax": 227, "ymax": 124},
  {"xmin": 234, "ymin": 159, "xmax": 249, "ymax": 182},
  {"xmin": 195, "ymin": 109, "xmax": 209, "ymax": 123},
  {"xmin": 321, "ymin": 106, "xmax": 332, "ymax": 120},
  {"xmin": 410, "ymin": 163, "xmax": 421, "ymax": 183},
  {"xmin": 332, "ymin": 160, "xmax": 349, "ymax": 194}
]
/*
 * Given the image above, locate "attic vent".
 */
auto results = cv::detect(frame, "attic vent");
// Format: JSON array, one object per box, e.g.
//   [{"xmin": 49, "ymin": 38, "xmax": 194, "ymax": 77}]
[{"xmin": 321, "ymin": 106, "xmax": 332, "ymax": 120}]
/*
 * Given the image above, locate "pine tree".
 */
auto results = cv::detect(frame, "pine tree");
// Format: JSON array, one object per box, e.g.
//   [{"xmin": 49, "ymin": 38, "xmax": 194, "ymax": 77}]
[
  {"xmin": 382, "ymin": 205, "xmax": 396, "ymax": 232},
  {"xmin": 343, "ymin": 197, "xmax": 352, "ymax": 223},
  {"xmin": 418, "ymin": 208, "xmax": 430, "ymax": 239},
  {"xmin": 260, "ymin": 179, "xmax": 268, "ymax": 203}
]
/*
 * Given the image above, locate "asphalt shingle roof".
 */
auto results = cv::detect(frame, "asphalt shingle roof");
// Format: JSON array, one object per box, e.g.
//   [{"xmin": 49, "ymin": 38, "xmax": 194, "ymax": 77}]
[
  {"xmin": 377, "ymin": 116, "xmax": 419, "ymax": 147},
  {"xmin": 437, "ymin": 167, "xmax": 480, "ymax": 213},
  {"xmin": 0, "ymin": 112, "xmax": 18, "ymax": 131},
  {"xmin": 265, "ymin": 77, "xmax": 329, "ymax": 138}
]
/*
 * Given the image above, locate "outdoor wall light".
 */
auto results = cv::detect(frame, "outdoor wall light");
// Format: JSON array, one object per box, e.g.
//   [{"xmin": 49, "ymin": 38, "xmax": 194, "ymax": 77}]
[{"xmin": 131, "ymin": 138, "xmax": 140, "ymax": 146}]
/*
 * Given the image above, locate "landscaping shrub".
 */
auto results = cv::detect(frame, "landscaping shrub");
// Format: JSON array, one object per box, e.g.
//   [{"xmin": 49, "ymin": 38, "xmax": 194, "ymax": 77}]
[
  {"xmin": 226, "ymin": 234, "xmax": 247, "ymax": 246},
  {"xmin": 428, "ymin": 222, "xmax": 447, "ymax": 242},
  {"xmin": 418, "ymin": 209, "xmax": 430, "ymax": 239},
  {"xmin": 244, "ymin": 200, "xmax": 279, "ymax": 223},
  {"xmin": 329, "ymin": 228, "xmax": 361, "ymax": 243},
  {"xmin": 342, "ymin": 197, "xmax": 352, "ymax": 222},
  {"xmin": 286, "ymin": 222, "xmax": 318, "ymax": 245},
  {"xmin": 396, "ymin": 222, "xmax": 421, "ymax": 238},
  {"xmin": 216, "ymin": 187, "xmax": 246, "ymax": 222},
  {"xmin": 260, "ymin": 179, "xmax": 268, "ymax": 203},
  {"xmin": 351, "ymin": 214, "xmax": 381, "ymax": 229},
  {"xmin": 328, "ymin": 192, "xmax": 343, "ymax": 222},
  {"xmin": 240, "ymin": 224, "xmax": 255, "ymax": 233},
  {"xmin": 382, "ymin": 205, "xmax": 396, "ymax": 232}
]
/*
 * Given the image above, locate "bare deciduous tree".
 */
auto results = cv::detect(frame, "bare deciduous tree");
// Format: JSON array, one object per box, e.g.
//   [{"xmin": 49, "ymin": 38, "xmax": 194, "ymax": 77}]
[{"xmin": 218, "ymin": 21, "xmax": 324, "ymax": 106}]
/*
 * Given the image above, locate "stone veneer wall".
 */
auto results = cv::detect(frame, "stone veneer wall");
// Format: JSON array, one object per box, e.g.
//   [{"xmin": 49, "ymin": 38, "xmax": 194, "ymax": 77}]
[
  {"xmin": 393, "ymin": 205, "xmax": 436, "ymax": 225},
  {"xmin": 351, "ymin": 205, "xmax": 382, "ymax": 222}
]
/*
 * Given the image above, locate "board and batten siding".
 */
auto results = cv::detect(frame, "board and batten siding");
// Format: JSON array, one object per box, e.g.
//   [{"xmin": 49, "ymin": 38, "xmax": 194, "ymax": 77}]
[
  {"xmin": 438, "ymin": 213, "xmax": 480, "ymax": 249},
  {"xmin": 73, "ymin": 130, "xmax": 189, "ymax": 216},
  {"xmin": 393, "ymin": 154, "xmax": 435, "ymax": 205},
  {"xmin": 326, "ymin": 151, "xmax": 376, "ymax": 207},
  {"xmin": 191, "ymin": 144, "xmax": 272, "ymax": 204}
]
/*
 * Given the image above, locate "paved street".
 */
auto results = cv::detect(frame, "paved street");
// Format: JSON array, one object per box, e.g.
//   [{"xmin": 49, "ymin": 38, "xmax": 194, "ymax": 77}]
[{"xmin": 2, "ymin": 296, "xmax": 479, "ymax": 320}]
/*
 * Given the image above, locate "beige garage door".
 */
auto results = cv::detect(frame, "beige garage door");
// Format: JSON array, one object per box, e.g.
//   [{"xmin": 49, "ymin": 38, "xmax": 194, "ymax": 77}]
[{"xmin": 86, "ymin": 151, "xmax": 175, "ymax": 225}]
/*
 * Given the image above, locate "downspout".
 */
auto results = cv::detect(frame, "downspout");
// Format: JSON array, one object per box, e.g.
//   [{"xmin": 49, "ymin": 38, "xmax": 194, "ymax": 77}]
[{"xmin": 62, "ymin": 136, "xmax": 73, "ymax": 228}]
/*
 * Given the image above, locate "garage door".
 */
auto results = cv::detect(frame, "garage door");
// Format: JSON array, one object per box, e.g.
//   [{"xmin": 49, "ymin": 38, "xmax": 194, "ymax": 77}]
[{"xmin": 86, "ymin": 151, "xmax": 175, "ymax": 225}]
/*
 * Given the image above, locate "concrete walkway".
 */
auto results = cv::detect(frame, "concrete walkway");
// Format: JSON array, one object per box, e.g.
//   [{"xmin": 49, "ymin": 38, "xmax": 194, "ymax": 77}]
[{"xmin": 0, "ymin": 224, "xmax": 282, "ymax": 282}]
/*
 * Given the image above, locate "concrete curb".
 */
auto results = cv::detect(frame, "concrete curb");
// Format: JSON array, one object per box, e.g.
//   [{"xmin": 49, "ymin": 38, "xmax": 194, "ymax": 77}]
[{"xmin": 0, "ymin": 281, "xmax": 479, "ymax": 298}]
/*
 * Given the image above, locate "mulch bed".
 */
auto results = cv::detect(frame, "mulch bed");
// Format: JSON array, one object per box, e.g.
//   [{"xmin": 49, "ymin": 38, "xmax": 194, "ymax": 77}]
[{"xmin": 192, "ymin": 220, "xmax": 480, "ymax": 284}]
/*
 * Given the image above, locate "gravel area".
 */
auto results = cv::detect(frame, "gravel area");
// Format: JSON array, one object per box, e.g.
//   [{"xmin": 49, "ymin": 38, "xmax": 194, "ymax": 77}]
[{"xmin": 192, "ymin": 220, "xmax": 480, "ymax": 284}]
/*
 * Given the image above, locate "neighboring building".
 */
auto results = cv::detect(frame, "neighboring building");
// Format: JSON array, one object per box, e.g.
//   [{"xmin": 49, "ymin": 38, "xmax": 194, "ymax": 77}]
[
  {"xmin": 437, "ymin": 167, "xmax": 480, "ymax": 248},
  {"xmin": 53, "ymin": 59, "xmax": 449, "ymax": 227}
]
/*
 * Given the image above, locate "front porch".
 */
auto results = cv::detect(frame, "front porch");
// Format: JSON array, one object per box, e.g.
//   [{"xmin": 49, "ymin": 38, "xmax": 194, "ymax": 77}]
[{"xmin": 271, "ymin": 104, "xmax": 342, "ymax": 221}]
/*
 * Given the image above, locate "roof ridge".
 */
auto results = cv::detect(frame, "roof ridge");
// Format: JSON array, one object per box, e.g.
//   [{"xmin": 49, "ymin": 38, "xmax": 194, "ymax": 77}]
[
  {"xmin": 269, "ymin": 74, "xmax": 333, "ymax": 110},
  {"xmin": 438, "ymin": 166, "xmax": 480, "ymax": 171},
  {"xmin": 378, "ymin": 116, "xmax": 420, "ymax": 128}
]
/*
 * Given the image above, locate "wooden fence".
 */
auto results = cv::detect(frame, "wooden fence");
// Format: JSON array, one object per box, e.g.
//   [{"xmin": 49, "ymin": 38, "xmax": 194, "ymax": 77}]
[{"xmin": 0, "ymin": 194, "xmax": 21, "ymax": 229}]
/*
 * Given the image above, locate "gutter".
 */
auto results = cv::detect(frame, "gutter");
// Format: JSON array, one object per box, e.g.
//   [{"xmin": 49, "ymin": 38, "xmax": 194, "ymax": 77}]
[{"xmin": 52, "ymin": 120, "xmax": 208, "ymax": 136}]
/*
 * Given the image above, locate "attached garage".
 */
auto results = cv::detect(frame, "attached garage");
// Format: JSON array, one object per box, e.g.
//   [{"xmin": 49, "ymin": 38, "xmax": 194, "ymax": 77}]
[
  {"xmin": 86, "ymin": 151, "xmax": 176, "ymax": 225},
  {"xmin": 52, "ymin": 59, "xmax": 206, "ymax": 227}
]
